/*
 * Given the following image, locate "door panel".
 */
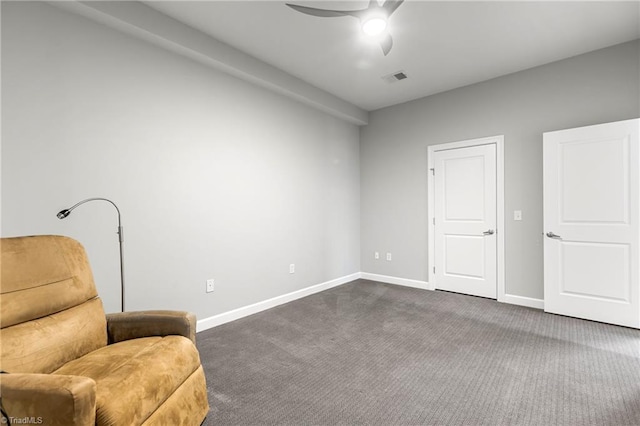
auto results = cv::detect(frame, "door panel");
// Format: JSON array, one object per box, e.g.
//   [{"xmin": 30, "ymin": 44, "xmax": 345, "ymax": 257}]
[
  {"xmin": 434, "ymin": 144, "xmax": 497, "ymax": 299},
  {"xmin": 445, "ymin": 235, "xmax": 485, "ymax": 279},
  {"xmin": 544, "ymin": 118, "xmax": 639, "ymax": 328},
  {"xmin": 560, "ymin": 241, "xmax": 630, "ymax": 302},
  {"xmin": 444, "ymin": 155, "xmax": 486, "ymax": 221},
  {"xmin": 561, "ymin": 137, "xmax": 629, "ymax": 224}
]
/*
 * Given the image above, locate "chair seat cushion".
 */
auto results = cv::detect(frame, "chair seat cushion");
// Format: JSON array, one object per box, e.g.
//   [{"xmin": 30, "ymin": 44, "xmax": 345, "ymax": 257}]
[{"xmin": 53, "ymin": 336, "xmax": 202, "ymax": 426}]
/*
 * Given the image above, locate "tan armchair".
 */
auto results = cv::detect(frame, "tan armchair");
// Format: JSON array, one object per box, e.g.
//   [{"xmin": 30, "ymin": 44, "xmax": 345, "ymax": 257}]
[{"xmin": 0, "ymin": 235, "xmax": 209, "ymax": 425}]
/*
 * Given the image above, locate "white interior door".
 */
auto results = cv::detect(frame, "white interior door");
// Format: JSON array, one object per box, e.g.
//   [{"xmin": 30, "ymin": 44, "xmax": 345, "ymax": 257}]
[
  {"xmin": 433, "ymin": 144, "xmax": 497, "ymax": 299},
  {"xmin": 543, "ymin": 118, "xmax": 640, "ymax": 328}
]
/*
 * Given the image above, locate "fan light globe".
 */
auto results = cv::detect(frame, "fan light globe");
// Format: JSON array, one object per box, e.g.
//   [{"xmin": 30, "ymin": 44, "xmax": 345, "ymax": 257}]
[{"xmin": 362, "ymin": 17, "xmax": 387, "ymax": 36}]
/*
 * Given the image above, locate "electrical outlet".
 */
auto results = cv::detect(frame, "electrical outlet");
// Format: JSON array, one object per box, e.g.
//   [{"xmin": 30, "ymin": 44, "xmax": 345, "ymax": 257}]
[
  {"xmin": 206, "ymin": 279, "xmax": 214, "ymax": 293},
  {"xmin": 386, "ymin": 253, "xmax": 392, "ymax": 261},
  {"xmin": 374, "ymin": 251, "xmax": 379, "ymax": 259},
  {"xmin": 514, "ymin": 210, "xmax": 522, "ymax": 221},
  {"xmin": 289, "ymin": 264, "xmax": 295, "ymax": 274}
]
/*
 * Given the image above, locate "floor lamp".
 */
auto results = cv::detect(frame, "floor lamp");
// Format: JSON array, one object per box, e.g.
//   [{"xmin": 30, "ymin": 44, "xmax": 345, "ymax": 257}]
[{"xmin": 57, "ymin": 198, "xmax": 125, "ymax": 312}]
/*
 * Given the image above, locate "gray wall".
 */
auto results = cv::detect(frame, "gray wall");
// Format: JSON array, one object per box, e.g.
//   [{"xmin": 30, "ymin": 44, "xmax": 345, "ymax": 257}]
[
  {"xmin": 360, "ymin": 40, "xmax": 640, "ymax": 300},
  {"xmin": 1, "ymin": 2, "xmax": 361, "ymax": 316},
  {"xmin": 3, "ymin": 2, "xmax": 638, "ymax": 318}
]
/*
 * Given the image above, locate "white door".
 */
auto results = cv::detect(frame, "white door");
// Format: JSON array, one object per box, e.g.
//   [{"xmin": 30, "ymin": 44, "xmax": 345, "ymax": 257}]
[
  {"xmin": 543, "ymin": 118, "xmax": 640, "ymax": 328},
  {"xmin": 433, "ymin": 144, "xmax": 497, "ymax": 298}
]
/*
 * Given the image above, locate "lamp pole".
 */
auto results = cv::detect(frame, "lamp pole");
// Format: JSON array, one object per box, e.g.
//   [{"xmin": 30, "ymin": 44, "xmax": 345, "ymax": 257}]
[{"xmin": 57, "ymin": 198, "xmax": 125, "ymax": 312}]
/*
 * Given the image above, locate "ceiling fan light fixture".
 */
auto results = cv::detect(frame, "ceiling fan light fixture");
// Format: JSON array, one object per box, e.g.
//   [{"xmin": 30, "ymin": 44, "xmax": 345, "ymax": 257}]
[
  {"xmin": 362, "ymin": 17, "xmax": 388, "ymax": 36},
  {"xmin": 286, "ymin": 0, "xmax": 405, "ymax": 55}
]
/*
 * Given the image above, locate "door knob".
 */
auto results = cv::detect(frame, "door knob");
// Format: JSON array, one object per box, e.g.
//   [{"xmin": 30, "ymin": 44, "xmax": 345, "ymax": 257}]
[
  {"xmin": 546, "ymin": 232, "xmax": 562, "ymax": 239},
  {"xmin": 483, "ymin": 229, "xmax": 495, "ymax": 235}
]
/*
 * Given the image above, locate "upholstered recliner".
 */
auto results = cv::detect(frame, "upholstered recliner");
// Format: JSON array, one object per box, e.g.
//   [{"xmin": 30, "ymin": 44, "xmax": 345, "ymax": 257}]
[{"xmin": 0, "ymin": 235, "xmax": 209, "ymax": 425}]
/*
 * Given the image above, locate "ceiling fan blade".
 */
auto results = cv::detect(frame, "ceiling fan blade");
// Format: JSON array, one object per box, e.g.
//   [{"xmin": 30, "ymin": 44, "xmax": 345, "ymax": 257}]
[
  {"xmin": 382, "ymin": 0, "xmax": 405, "ymax": 16},
  {"xmin": 286, "ymin": 3, "xmax": 353, "ymax": 18},
  {"xmin": 380, "ymin": 32, "xmax": 393, "ymax": 56}
]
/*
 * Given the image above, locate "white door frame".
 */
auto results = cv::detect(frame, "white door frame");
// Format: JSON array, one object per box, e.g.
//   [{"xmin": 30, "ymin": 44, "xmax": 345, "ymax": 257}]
[{"xmin": 427, "ymin": 135, "xmax": 505, "ymax": 301}]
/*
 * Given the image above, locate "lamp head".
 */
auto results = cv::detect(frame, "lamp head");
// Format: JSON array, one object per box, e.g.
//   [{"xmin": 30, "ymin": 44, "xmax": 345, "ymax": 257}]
[{"xmin": 56, "ymin": 209, "xmax": 71, "ymax": 219}]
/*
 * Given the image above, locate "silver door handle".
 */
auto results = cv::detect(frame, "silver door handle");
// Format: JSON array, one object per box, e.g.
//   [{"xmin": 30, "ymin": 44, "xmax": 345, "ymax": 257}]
[
  {"xmin": 546, "ymin": 232, "xmax": 562, "ymax": 239},
  {"xmin": 483, "ymin": 229, "xmax": 495, "ymax": 236}
]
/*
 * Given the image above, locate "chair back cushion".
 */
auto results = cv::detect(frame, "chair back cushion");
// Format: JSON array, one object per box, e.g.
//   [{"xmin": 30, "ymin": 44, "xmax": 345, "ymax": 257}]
[{"xmin": 1, "ymin": 235, "xmax": 107, "ymax": 373}]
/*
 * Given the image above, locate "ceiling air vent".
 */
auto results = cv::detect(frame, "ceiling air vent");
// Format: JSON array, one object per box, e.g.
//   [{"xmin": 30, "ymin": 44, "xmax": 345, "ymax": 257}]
[{"xmin": 382, "ymin": 71, "xmax": 408, "ymax": 84}]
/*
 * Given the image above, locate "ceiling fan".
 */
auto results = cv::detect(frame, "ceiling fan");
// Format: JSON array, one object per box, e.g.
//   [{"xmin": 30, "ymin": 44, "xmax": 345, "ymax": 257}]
[{"xmin": 285, "ymin": 0, "xmax": 405, "ymax": 56}]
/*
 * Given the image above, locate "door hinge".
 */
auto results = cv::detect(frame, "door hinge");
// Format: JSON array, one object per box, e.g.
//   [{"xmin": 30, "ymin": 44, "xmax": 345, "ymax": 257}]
[{"xmin": 433, "ymin": 266, "xmax": 435, "ymax": 274}]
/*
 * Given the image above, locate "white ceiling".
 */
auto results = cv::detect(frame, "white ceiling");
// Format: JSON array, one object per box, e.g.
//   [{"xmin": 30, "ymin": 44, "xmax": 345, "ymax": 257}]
[{"xmin": 145, "ymin": 1, "xmax": 640, "ymax": 111}]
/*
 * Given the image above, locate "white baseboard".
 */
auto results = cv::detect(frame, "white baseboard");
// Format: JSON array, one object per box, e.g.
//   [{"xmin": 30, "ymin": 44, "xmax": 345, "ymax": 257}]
[
  {"xmin": 361, "ymin": 273, "xmax": 544, "ymax": 310},
  {"xmin": 501, "ymin": 293, "xmax": 544, "ymax": 310},
  {"xmin": 360, "ymin": 272, "xmax": 431, "ymax": 291},
  {"xmin": 197, "ymin": 272, "xmax": 543, "ymax": 332},
  {"xmin": 196, "ymin": 272, "xmax": 360, "ymax": 332}
]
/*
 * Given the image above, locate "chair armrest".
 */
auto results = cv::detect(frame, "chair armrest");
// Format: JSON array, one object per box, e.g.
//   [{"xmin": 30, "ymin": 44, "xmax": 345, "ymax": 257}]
[
  {"xmin": 0, "ymin": 373, "xmax": 96, "ymax": 426},
  {"xmin": 106, "ymin": 310, "xmax": 196, "ymax": 344}
]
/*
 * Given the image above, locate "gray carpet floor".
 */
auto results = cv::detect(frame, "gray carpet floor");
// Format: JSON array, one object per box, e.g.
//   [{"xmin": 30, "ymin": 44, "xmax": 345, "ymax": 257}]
[{"xmin": 196, "ymin": 279, "xmax": 640, "ymax": 425}]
